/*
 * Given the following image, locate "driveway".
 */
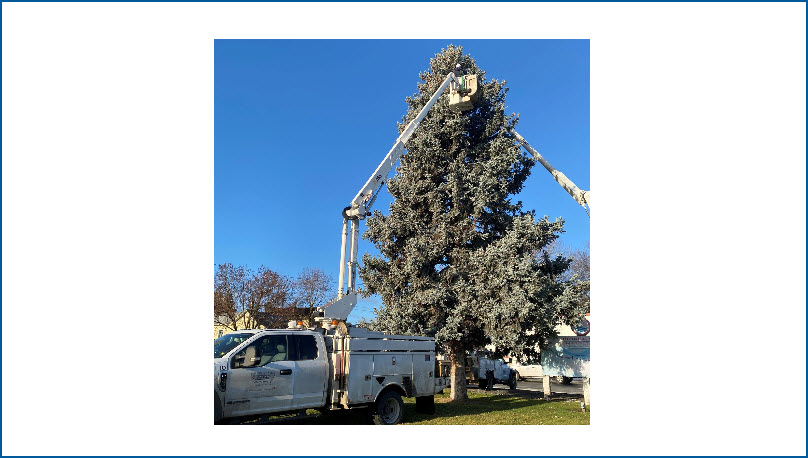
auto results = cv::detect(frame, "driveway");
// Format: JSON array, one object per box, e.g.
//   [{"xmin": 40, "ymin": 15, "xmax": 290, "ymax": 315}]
[{"xmin": 478, "ymin": 378, "xmax": 585, "ymax": 399}]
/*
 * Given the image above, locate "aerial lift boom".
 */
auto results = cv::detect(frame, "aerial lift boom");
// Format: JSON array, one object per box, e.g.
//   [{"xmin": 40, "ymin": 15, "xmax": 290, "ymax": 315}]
[
  {"xmin": 316, "ymin": 68, "xmax": 588, "ymax": 324},
  {"xmin": 318, "ymin": 66, "xmax": 479, "ymax": 323},
  {"xmin": 510, "ymin": 129, "xmax": 591, "ymax": 217}
]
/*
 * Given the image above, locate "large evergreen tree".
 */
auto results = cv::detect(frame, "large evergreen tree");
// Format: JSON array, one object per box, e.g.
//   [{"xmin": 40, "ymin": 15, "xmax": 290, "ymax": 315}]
[{"xmin": 359, "ymin": 45, "xmax": 585, "ymax": 401}]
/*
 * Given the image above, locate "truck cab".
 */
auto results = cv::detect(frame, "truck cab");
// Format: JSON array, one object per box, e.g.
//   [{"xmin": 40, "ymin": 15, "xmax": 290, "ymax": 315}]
[{"xmin": 214, "ymin": 329, "xmax": 328, "ymax": 422}]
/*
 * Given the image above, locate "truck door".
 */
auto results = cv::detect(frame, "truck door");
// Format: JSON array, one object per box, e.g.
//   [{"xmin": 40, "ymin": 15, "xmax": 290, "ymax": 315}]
[
  {"xmin": 495, "ymin": 359, "xmax": 508, "ymax": 381},
  {"xmin": 224, "ymin": 334, "xmax": 295, "ymax": 418},
  {"xmin": 288, "ymin": 334, "xmax": 328, "ymax": 409}
]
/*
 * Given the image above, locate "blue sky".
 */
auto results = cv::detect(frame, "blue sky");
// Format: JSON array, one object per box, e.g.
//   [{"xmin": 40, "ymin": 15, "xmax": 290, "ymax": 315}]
[{"xmin": 215, "ymin": 39, "xmax": 590, "ymax": 322}]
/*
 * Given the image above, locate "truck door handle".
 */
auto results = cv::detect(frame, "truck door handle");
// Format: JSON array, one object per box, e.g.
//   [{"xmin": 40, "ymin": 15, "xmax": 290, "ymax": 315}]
[{"xmin": 279, "ymin": 369, "xmax": 292, "ymax": 375}]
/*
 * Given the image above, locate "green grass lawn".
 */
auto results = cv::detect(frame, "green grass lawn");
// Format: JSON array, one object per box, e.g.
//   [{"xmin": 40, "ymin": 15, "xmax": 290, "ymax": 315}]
[
  {"xmin": 402, "ymin": 390, "xmax": 589, "ymax": 425},
  {"xmin": 248, "ymin": 389, "xmax": 589, "ymax": 425}
]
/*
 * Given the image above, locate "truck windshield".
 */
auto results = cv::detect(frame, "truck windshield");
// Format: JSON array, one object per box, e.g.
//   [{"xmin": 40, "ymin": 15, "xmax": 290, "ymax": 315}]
[{"xmin": 214, "ymin": 333, "xmax": 253, "ymax": 358}]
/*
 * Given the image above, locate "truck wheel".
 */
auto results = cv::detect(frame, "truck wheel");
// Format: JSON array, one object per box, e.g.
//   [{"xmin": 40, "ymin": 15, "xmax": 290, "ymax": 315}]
[
  {"xmin": 415, "ymin": 395, "xmax": 435, "ymax": 415},
  {"xmin": 509, "ymin": 373, "xmax": 518, "ymax": 390},
  {"xmin": 369, "ymin": 390, "xmax": 404, "ymax": 425},
  {"xmin": 478, "ymin": 379, "xmax": 487, "ymax": 389},
  {"xmin": 514, "ymin": 371, "xmax": 523, "ymax": 381},
  {"xmin": 555, "ymin": 376, "xmax": 573, "ymax": 385},
  {"xmin": 485, "ymin": 371, "xmax": 494, "ymax": 390}
]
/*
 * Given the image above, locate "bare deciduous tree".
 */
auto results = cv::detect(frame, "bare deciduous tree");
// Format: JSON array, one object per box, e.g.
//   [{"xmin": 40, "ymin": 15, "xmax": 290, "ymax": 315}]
[
  {"xmin": 214, "ymin": 263, "xmax": 297, "ymax": 331},
  {"xmin": 545, "ymin": 241, "xmax": 590, "ymax": 313},
  {"xmin": 251, "ymin": 266, "xmax": 297, "ymax": 328},
  {"xmin": 293, "ymin": 268, "xmax": 334, "ymax": 323},
  {"xmin": 568, "ymin": 241, "xmax": 590, "ymax": 283},
  {"xmin": 569, "ymin": 242, "xmax": 590, "ymax": 313},
  {"xmin": 214, "ymin": 263, "xmax": 248, "ymax": 331}
]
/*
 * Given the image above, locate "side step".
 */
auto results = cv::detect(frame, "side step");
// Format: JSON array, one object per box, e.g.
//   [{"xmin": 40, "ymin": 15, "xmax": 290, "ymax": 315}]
[{"xmin": 232, "ymin": 410, "xmax": 315, "ymax": 425}]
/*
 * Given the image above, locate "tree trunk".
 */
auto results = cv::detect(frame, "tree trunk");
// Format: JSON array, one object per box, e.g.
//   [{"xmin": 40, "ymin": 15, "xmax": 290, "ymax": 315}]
[{"xmin": 449, "ymin": 341, "xmax": 468, "ymax": 402}]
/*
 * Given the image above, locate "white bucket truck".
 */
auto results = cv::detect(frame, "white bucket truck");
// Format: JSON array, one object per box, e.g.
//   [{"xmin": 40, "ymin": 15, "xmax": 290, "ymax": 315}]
[
  {"xmin": 214, "ymin": 322, "xmax": 448, "ymax": 425},
  {"xmin": 466, "ymin": 354, "xmax": 518, "ymax": 390}
]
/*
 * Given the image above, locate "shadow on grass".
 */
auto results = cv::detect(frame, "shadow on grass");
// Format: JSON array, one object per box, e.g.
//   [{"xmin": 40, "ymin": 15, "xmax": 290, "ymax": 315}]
[
  {"xmin": 248, "ymin": 408, "xmax": 371, "ymax": 425},
  {"xmin": 239, "ymin": 386, "xmax": 584, "ymax": 425},
  {"xmin": 405, "ymin": 393, "xmax": 542, "ymax": 424}
]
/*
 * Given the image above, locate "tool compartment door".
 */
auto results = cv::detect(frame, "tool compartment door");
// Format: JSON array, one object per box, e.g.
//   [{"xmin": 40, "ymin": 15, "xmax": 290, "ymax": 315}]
[
  {"xmin": 372, "ymin": 353, "xmax": 413, "ymax": 399},
  {"xmin": 412, "ymin": 353, "xmax": 435, "ymax": 396},
  {"xmin": 372, "ymin": 353, "xmax": 413, "ymax": 375},
  {"xmin": 346, "ymin": 354, "xmax": 374, "ymax": 404}
]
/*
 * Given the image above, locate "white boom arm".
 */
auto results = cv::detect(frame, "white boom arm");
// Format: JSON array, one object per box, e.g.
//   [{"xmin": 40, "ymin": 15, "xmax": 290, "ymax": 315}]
[
  {"xmin": 511, "ymin": 129, "xmax": 591, "ymax": 217},
  {"xmin": 344, "ymin": 73, "xmax": 462, "ymax": 219},
  {"xmin": 321, "ymin": 71, "xmax": 465, "ymax": 322}
]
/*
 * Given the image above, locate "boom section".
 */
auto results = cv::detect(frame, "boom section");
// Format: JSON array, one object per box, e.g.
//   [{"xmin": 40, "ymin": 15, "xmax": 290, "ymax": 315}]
[
  {"xmin": 344, "ymin": 72, "xmax": 459, "ymax": 219},
  {"xmin": 325, "ymin": 69, "xmax": 472, "ymax": 323},
  {"xmin": 511, "ymin": 129, "xmax": 591, "ymax": 217}
]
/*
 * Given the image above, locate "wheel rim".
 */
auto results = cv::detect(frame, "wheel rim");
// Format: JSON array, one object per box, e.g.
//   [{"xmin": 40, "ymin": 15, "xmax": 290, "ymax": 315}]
[{"xmin": 381, "ymin": 397, "xmax": 401, "ymax": 424}]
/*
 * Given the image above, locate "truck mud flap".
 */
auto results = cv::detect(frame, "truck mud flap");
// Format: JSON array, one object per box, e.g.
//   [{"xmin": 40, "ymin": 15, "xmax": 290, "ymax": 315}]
[
  {"xmin": 415, "ymin": 395, "xmax": 435, "ymax": 415},
  {"xmin": 402, "ymin": 376, "xmax": 413, "ymax": 397}
]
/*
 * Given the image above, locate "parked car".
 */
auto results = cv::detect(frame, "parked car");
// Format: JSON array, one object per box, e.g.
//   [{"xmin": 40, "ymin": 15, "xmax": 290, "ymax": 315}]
[
  {"xmin": 506, "ymin": 359, "xmax": 543, "ymax": 381},
  {"xmin": 465, "ymin": 354, "xmax": 517, "ymax": 390}
]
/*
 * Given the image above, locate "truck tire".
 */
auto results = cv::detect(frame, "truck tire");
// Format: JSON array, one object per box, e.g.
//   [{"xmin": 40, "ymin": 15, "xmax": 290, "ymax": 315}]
[
  {"xmin": 508, "ymin": 373, "xmax": 518, "ymax": 390},
  {"xmin": 369, "ymin": 390, "xmax": 404, "ymax": 425},
  {"xmin": 514, "ymin": 370, "xmax": 523, "ymax": 381},
  {"xmin": 415, "ymin": 395, "xmax": 435, "ymax": 415},
  {"xmin": 478, "ymin": 379, "xmax": 487, "ymax": 389},
  {"xmin": 485, "ymin": 371, "xmax": 494, "ymax": 390},
  {"xmin": 555, "ymin": 376, "xmax": 573, "ymax": 385}
]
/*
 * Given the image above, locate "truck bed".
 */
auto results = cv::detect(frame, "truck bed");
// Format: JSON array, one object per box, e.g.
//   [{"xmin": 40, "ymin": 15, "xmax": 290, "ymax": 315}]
[{"xmin": 326, "ymin": 327, "xmax": 444, "ymax": 408}]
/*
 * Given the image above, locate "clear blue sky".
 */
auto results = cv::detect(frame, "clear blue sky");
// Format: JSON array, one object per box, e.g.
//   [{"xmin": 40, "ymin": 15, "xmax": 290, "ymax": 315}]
[{"xmin": 214, "ymin": 39, "xmax": 590, "ymax": 322}]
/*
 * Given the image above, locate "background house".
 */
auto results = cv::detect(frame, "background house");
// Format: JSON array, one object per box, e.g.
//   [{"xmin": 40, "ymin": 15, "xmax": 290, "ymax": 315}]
[{"xmin": 213, "ymin": 312, "xmax": 265, "ymax": 339}]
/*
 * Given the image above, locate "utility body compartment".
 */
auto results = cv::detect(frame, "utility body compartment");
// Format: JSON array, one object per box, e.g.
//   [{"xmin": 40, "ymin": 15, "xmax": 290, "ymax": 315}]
[{"xmin": 328, "ymin": 327, "xmax": 446, "ymax": 409}]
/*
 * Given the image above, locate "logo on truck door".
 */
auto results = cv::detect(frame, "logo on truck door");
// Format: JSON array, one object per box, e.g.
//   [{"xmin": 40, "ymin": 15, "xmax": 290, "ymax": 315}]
[
  {"xmin": 252, "ymin": 372, "xmax": 276, "ymax": 382},
  {"xmin": 246, "ymin": 371, "xmax": 278, "ymax": 391}
]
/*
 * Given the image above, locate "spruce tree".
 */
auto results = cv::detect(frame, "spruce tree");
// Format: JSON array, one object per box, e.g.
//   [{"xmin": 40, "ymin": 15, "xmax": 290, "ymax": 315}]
[{"xmin": 359, "ymin": 45, "xmax": 585, "ymax": 401}]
